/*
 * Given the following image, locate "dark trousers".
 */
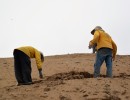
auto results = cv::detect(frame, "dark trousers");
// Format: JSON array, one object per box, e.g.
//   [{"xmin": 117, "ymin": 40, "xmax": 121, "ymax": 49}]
[{"xmin": 13, "ymin": 49, "xmax": 32, "ymax": 83}]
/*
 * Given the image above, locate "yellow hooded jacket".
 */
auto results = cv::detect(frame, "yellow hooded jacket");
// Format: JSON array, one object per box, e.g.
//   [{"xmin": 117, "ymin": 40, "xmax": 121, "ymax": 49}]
[
  {"xmin": 90, "ymin": 30, "xmax": 117, "ymax": 58},
  {"xmin": 16, "ymin": 46, "xmax": 43, "ymax": 69}
]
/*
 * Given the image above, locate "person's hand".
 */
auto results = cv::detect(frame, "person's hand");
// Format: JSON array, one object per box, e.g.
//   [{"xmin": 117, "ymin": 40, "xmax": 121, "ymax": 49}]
[
  {"xmin": 88, "ymin": 44, "xmax": 92, "ymax": 49},
  {"xmin": 88, "ymin": 45, "xmax": 92, "ymax": 49},
  {"xmin": 38, "ymin": 69, "xmax": 43, "ymax": 79},
  {"xmin": 88, "ymin": 42, "xmax": 93, "ymax": 49},
  {"xmin": 39, "ymin": 74, "xmax": 43, "ymax": 79},
  {"xmin": 112, "ymin": 57, "xmax": 115, "ymax": 61}
]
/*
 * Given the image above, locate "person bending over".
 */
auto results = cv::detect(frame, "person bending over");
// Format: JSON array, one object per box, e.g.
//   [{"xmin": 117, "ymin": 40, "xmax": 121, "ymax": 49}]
[{"xmin": 13, "ymin": 46, "xmax": 44, "ymax": 86}]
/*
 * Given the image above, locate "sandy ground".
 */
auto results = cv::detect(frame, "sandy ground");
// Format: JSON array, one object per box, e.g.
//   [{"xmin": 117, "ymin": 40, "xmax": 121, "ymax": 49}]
[{"xmin": 0, "ymin": 53, "xmax": 130, "ymax": 100}]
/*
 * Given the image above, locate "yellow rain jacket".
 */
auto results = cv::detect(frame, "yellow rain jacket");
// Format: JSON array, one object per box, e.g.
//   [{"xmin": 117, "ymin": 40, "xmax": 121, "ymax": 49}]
[
  {"xmin": 16, "ymin": 46, "xmax": 43, "ymax": 69},
  {"xmin": 90, "ymin": 30, "xmax": 117, "ymax": 58}
]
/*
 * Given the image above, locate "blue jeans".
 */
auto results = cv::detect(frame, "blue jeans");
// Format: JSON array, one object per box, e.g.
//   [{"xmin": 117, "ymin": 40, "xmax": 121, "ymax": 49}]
[{"xmin": 94, "ymin": 48, "xmax": 113, "ymax": 78}]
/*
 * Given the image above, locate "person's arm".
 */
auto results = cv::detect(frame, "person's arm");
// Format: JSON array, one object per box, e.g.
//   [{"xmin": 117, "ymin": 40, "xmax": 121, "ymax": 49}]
[
  {"xmin": 34, "ymin": 49, "xmax": 44, "ymax": 78},
  {"xmin": 89, "ymin": 31, "xmax": 99, "ymax": 47},
  {"xmin": 35, "ymin": 50, "xmax": 43, "ymax": 69},
  {"xmin": 112, "ymin": 39, "xmax": 117, "ymax": 61}
]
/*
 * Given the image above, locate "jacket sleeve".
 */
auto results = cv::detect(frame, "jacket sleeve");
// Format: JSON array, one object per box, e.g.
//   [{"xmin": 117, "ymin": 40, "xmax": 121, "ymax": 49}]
[
  {"xmin": 112, "ymin": 39, "xmax": 117, "ymax": 58},
  {"xmin": 90, "ymin": 31, "xmax": 100, "ymax": 45},
  {"xmin": 35, "ymin": 50, "xmax": 43, "ymax": 69}
]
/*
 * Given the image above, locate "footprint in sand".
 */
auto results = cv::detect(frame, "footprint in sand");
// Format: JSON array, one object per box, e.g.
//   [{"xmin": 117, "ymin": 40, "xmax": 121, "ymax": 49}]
[
  {"xmin": 59, "ymin": 94, "xmax": 71, "ymax": 100},
  {"xmin": 33, "ymin": 85, "xmax": 40, "ymax": 88},
  {"xmin": 121, "ymin": 90, "xmax": 127, "ymax": 95},
  {"xmin": 40, "ymin": 94, "xmax": 48, "ymax": 98},
  {"xmin": 10, "ymin": 93, "xmax": 17, "ymax": 97},
  {"xmin": 80, "ymin": 90, "xmax": 86, "ymax": 93},
  {"xmin": 83, "ymin": 94, "xmax": 88, "ymax": 97},
  {"xmin": 106, "ymin": 95, "xmax": 121, "ymax": 100},
  {"xmin": 44, "ymin": 87, "xmax": 51, "ymax": 91}
]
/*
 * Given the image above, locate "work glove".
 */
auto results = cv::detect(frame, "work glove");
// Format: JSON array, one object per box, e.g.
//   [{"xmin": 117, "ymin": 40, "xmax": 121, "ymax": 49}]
[{"xmin": 38, "ymin": 69, "xmax": 43, "ymax": 79}]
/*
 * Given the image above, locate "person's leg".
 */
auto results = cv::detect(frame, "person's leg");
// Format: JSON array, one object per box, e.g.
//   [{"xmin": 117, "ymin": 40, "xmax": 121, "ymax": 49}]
[
  {"xmin": 13, "ymin": 49, "xmax": 24, "ymax": 83},
  {"xmin": 105, "ymin": 49, "xmax": 113, "ymax": 77},
  {"xmin": 94, "ymin": 50, "xmax": 105, "ymax": 77},
  {"xmin": 19, "ymin": 51, "xmax": 32, "ymax": 83}
]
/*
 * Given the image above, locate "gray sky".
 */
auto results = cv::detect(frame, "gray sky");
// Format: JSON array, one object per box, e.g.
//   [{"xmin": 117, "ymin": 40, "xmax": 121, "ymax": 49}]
[{"xmin": 0, "ymin": 0, "xmax": 130, "ymax": 57}]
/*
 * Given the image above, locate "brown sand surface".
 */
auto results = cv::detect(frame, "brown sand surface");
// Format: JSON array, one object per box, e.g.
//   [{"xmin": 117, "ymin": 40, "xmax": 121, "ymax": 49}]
[{"xmin": 0, "ymin": 53, "xmax": 130, "ymax": 100}]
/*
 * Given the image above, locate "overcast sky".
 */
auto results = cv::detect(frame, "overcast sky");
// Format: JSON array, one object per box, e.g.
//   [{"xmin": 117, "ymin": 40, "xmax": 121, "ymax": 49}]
[{"xmin": 0, "ymin": 0, "xmax": 130, "ymax": 57}]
